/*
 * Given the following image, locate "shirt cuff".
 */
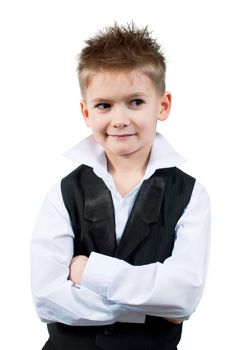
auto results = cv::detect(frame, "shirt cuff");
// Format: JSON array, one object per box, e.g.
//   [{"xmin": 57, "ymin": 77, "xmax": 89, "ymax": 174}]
[
  {"xmin": 82, "ymin": 252, "xmax": 119, "ymax": 297},
  {"xmin": 82, "ymin": 252, "xmax": 146, "ymax": 324}
]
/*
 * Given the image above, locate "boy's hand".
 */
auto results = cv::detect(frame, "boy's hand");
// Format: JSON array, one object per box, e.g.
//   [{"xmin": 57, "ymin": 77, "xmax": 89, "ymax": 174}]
[{"xmin": 68, "ymin": 255, "xmax": 88, "ymax": 284}]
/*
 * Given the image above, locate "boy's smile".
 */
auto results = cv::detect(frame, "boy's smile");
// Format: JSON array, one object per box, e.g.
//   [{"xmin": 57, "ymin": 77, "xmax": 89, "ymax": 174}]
[{"xmin": 80, "ymin": 69, "xmax": 171, "ymax": 164}]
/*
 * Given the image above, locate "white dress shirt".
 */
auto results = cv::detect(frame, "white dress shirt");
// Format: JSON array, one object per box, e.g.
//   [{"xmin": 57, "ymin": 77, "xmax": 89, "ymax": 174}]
[{"xmin": 30, "ymin": 132, "xmax": 211, "ymax": 326}]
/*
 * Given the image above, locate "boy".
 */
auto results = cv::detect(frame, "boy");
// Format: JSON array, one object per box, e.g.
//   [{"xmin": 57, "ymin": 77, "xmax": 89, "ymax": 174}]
[{"xmin": 30, "ymin": 23, "xmax": 210, "ymax": 350}]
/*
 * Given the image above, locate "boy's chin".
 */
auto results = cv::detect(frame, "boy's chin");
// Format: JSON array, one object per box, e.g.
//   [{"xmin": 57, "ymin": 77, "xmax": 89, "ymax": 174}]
[
  {"xmin": 105, "ymin": 145, "xmax": 146, "ymax": 157},
  {"xmin": 104, "ymin": 145, "xmax": 135, "ymax": 156}
]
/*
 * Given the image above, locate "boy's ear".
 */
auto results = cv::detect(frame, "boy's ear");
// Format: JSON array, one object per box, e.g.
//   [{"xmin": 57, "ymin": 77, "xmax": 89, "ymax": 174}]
[
  {"xmin": 80, "ymin": 100, "xmax": 91, "ymax": 127},
  {"xmin": 158, "ymin": 92, "xmax": 172, "ymax": 121}
]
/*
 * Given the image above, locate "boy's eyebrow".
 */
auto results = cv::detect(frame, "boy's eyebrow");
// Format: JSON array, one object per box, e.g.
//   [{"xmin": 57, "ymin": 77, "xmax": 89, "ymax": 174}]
[{"xmin": 91, "ymin": 92, "xmax": 147, "ymax": 103}]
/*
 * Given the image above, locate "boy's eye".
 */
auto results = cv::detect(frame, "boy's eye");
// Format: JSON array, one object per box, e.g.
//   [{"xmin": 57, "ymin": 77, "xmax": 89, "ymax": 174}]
[
  {"xmin": 95, "ymin": 103, "xmax": 111, "ymax": 110},
  {"xmin": 130, "ymin": 99, "xmax": 145, "ymax": 107}
]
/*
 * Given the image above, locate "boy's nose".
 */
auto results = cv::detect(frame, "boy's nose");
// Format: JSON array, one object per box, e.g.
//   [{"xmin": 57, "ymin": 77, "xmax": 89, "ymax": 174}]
[
  {"xmin": 111, "ymin": 120, "xmax": 130, "ymax": 128},
  {"xmin": 110, "ymin": 111, "xmax": 130, "ymax": 128}
]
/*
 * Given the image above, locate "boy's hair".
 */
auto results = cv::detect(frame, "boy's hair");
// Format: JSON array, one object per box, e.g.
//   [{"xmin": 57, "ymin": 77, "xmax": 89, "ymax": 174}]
[{"xmin": 77, "ymin": 22, "xmax": 166, "ymax": 96}]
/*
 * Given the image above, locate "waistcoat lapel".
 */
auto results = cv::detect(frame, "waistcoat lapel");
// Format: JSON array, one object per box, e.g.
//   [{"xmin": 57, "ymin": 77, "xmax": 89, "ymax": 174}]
[
  {"xmin": 115, "ymin": 174, "xmax": 166, "ymax": 260},
  {"xmin": 83, "ymin": 169, "xmax": 117, "ymax": 256}
]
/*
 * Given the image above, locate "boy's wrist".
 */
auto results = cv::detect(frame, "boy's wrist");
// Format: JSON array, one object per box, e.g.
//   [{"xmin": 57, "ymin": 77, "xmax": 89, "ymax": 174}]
[{"xmin": 69, "ymin": 255, "xmax": 89, "ymax": 285}]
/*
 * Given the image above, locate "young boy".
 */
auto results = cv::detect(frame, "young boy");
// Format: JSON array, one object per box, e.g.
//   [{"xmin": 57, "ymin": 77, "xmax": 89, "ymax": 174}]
[{"xmin": 30, "ymin": 23, "xmax": 210, "ymax": 350}]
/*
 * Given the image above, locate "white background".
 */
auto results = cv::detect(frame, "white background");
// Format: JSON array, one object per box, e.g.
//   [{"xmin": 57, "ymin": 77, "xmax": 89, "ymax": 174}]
[{"xmin": 0, "ymin": 0, "xmax": 251, "ymax": 348}]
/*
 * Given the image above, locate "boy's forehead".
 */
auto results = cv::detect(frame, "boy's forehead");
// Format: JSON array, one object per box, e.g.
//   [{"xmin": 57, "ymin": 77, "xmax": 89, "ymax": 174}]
[{"xmin": 85, "ymin": 69, "xmax": 155, "ymax": 99}]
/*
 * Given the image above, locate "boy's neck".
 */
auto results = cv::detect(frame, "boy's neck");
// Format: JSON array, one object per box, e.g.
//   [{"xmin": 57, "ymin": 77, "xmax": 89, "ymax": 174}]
[{"xmin": 105, "ymin": 144, "xmax": 152, "ymax": 176}]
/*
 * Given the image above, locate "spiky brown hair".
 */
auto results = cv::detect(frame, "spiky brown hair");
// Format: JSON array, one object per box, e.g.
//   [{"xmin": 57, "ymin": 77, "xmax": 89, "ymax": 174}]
[{"xmin": 77, "ymin": 22, "xmax": 166, "ymax": 96}]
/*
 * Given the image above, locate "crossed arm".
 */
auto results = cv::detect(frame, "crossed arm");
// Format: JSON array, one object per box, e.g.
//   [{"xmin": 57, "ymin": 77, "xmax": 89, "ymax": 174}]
[
  {"xmin": 31, "ymin": 181, "xmax": 210, "ymax": 326},
  {"xmin": 68, "ymin": 254, "xmax": 182, "ymax": 324}
]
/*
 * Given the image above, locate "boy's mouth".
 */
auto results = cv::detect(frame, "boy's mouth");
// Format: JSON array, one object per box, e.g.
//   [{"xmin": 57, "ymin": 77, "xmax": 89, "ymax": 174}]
[{"xmin": 108, "ymin": 133, "xmax": 136, "ymax": 138}]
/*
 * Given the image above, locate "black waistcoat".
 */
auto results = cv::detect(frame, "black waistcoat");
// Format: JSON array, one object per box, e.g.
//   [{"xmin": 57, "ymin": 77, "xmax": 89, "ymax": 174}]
[{"xmin": 46, "ymin": 165, "xmax": 195, "ymax": 350}]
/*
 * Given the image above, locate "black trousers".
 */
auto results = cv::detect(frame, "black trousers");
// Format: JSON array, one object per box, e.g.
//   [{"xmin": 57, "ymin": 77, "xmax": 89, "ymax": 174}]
[{"xmin": 42, "ymin": 317, "xmax": 182, "ymax": 350}]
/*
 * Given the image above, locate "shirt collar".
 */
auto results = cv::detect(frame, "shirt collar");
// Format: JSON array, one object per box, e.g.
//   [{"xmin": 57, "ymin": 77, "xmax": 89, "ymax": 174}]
[{"xmin": 63, "ymin": 132, "xmax": 186, "ymax": 180}]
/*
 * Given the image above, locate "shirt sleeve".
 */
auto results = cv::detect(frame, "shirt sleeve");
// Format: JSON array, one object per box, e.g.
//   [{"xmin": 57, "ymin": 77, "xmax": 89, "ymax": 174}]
[
  {"xmin": 30, "ymin": 182, "xmax": 145, "ymax": 326},
  {"xmin": 82, "ymin": 181, "xmax": 211, "ymax": 321}
]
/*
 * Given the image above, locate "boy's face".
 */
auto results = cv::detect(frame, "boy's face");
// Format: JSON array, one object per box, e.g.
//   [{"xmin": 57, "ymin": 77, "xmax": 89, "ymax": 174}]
[{"xmin": 80, "ymin": 69, "xmax": 171, "ymax": 160}]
